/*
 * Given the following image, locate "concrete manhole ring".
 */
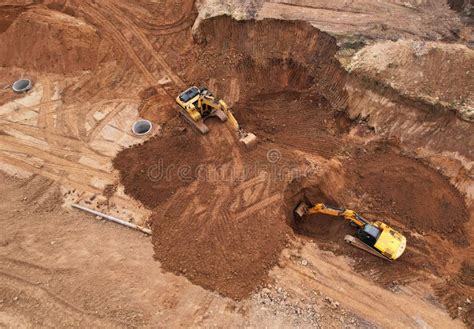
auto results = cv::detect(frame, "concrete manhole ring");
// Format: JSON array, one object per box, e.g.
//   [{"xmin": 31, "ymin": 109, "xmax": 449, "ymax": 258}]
[
  {"xmin": 12, "ymin": 79, "xmax": 32, "ymax": 93},
  {"xmin": 132, "ymin": 119, "xmax": 153, "ymax": 136}
]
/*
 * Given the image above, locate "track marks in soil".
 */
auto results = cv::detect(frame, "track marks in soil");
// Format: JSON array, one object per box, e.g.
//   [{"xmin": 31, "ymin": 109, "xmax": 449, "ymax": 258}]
[
  {"xmin": 82, "ymin": 1, "xmax": 186, "ymax": 91},
  {"xmin": 0, "ymin": 256, "xmax": 129, "ymax": 327}
]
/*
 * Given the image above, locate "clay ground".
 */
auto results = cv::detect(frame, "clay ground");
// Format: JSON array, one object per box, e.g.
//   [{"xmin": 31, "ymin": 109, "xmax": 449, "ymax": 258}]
[{"xmin": 0, "ymin": 0, "xmax": 473, "ymax": 327}]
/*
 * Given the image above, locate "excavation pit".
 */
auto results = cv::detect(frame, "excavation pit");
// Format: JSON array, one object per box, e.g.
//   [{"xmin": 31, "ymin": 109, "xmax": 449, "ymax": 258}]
[
  {"xmin": 112, "ymin": 16, "xmax": 472, "ymax": 314},
  {"xmin": 12, "ymin": 79, "xmax": 32, "ymax": 93},
  {"xmin": 131, "ymin": 119, "xmax": 152, "ymax": 136}
]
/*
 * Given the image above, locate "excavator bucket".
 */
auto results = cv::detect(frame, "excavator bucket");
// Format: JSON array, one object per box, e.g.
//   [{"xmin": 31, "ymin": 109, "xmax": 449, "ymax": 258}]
[
  {"xmin": 293, "ymin": 201, "xmax": 309, "ymax": 220},
  {"xmin": 239, "ymin": 132, "xmax": 257, "ymax": 148}
]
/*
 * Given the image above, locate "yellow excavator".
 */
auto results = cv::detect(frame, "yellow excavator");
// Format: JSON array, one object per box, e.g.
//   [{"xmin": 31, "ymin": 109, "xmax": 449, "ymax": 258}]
[
  {"xmin": 176, "ymin": 86, "xmax": 257, "ymax": 147},
  {"xmin": 294, "ymin": 200, "xmax": 406, "ymax": 261}
]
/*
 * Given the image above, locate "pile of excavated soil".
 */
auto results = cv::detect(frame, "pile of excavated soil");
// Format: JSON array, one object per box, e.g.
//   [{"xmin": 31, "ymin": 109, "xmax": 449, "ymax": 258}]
[
  {"xmin": 114, "ymin": 119, "xmax": 306, "ymax": 299},
  {"xmin": 345, "ymin": 144, "xmax": 469, "ymax": 245},
  {"xmin": 151, "ymin": 179, "xmax": 290, "ymax": 299},
  {"xmin": 113, "ymin": 125, "xmax": 220, "ymax": 209},
  {"xmin": 0, "ymin": 7, "xmax": 110, "ymax": 74}
]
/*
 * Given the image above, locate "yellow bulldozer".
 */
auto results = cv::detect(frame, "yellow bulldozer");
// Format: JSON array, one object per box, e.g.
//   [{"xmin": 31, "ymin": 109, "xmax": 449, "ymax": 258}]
[
  {"xmin": 294, "ymin": 200, "xmax": 407, "ymax": 261},
  {"xmin": 176, "ymin": 86, "xmax": 257, "ymax": 147}
]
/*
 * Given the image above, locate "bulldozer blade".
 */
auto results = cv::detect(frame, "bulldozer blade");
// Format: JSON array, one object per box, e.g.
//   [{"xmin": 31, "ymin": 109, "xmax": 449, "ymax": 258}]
[
  {"xmin": 293, "ymin": 201, "xmax": 308, "ymax": 221},
  {"xmin": 239, "ymin": 132, "xmax": 257, "ymax": 148}
]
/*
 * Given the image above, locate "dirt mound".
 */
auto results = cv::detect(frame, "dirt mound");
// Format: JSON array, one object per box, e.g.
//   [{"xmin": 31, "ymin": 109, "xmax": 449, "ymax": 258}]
[
  {"xmin": 151, "ymin": 181, "xmax": 290, "ymax": 299},
  {"xmin": 113, "ymin": 125, "xmax": 220, "ymax": 209},
  {"xmin": 0, "ymin": 7, "xmax": 110, "ymax": 74},
  {"xmin": 0, "ymin": 5, "xmax": 28, "ymax": 33},
  {"xmin": 147, "ymin": 140, "xmax": 293, "ymax": 299},
  {"xmin": 348, "ymin": 40, "xmax": 474, "ymax": 121},
  {"xmin": 344, "ymin": 144, "xmax": 469, "ymax": 245}
]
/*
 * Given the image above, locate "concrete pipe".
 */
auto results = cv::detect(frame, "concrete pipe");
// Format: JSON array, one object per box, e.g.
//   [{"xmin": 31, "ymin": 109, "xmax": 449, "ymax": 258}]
[
  {"xmin": 132, "ymin": 119, "xmax": 152, "ymax": 136},
  {"xmin": 12, "ymin": 79, "xmax": 32, "ymax": 93}
]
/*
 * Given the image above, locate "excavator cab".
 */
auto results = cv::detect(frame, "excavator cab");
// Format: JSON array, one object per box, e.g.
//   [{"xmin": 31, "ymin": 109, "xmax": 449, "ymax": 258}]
[
  {"xmin": 178, "ymin": 86, "xmax": 200, "ymax": 103},
  {"xmin": 356, "ymin": 224, "xmax": 380, "ymax": 247}
]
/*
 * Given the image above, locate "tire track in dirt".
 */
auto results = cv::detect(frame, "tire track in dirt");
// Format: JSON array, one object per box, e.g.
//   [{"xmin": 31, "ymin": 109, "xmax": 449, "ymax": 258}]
[
  {"xmin": 0, "ymin": 271, "xmax": 130, "ymax": 327},
  {"xmin": 0, "ymin": 119, "xmax": 111, "ymax": 162},
  {"xmin": 0, "ymin": 256, "xmax": 56, "ymax": 274},
  {"xmin": 102, "ymin": 0, "xmax": 186, "ymax": 88},
  {"xmin": 81, "ymin": 3, "xmax": 157, "ymax": 86},
  {"xmin": 36, "ymin": 80, "xmax": 54, "ymax": 134},
  {"xmin": 125, "ymin": 0, "xmax": 195, "ymax": 34},
  {"xmin": 0, "ymin": 135, "xmax": 112, "ymax": 176},
  {"xmin": 85, "ymin": 102, "xmax": 128, "ymax": 143},
  {"xmin": 89, "ymin": 1, "xmax": 186, "ymax": 89}
]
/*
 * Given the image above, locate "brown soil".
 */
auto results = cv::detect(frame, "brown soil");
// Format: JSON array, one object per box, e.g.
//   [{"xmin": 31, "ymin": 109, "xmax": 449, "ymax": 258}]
[
  {"xmin": 151, "ymin": 178, "xmax": 290, "ymax": 299},
  {"xmin": 0, "ymin": 5, "xmax": 28, "ymax": 33},
  {"xmin": 3, "ymin": 172, "xmax": 460, "ymax": 328},
  {"xmin": 1, "ymin": 0, "xmax": 473, "ymax": 326},
  {"xmin": 0, "ymin": 7, "xmax": 110, "ymax": 74},
  {"xmin": 233, "ymin": 91, "xmax": 349, "ymax": 159},
  {"xmin": 113, "ymin": 17, "xmax": 353, "ymax": 299},
  {"xmin": 111, "ymin": 16, "xmax": 472, "ymax": 309},
  {"xmin": 285, "ymin": 144, "xmax": 472, "ymax": 325},
  {"xmin": 345, "ymin": 144, "xmax": 469, "ymax": 245},
  {"xmin": 182, "ymin": 16, "xmax": 348, "ymax": 110},
  {"xmin": 113, "ymin": 124, "xmax": 220, "ymax": 209}
]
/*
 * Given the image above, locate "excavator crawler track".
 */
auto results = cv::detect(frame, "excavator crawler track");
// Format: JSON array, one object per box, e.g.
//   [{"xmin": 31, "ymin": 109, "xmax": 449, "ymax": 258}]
[
  {"xmin": 178, "ymin": 107, "xmax": 227, "ymax": 135},
  {"xmin": 178, "ymin": 107, "xmax": 209, "ymax": 134},
  {"xmin": 344, "ymin": 235, "xmax": 392, "ymax": 262}
]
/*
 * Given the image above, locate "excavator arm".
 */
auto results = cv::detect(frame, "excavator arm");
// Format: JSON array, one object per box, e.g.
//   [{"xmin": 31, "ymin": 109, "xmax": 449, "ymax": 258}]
[
  {"xmin": 293, "ymin": 199, "xmax": 407, "ymax": 261},
  {"xmin": 296, "ymin": 202, "xmax": 368, "ymax": 227}
]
